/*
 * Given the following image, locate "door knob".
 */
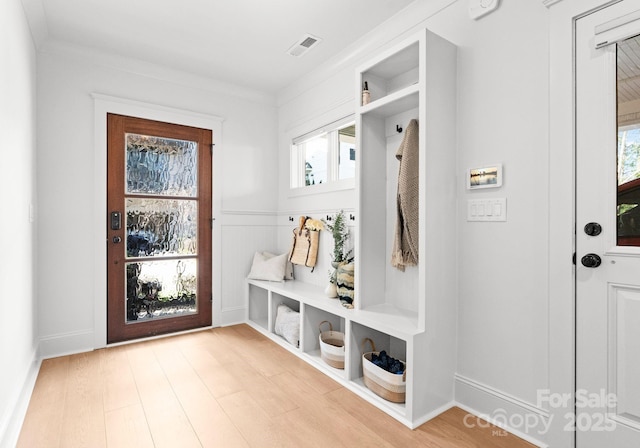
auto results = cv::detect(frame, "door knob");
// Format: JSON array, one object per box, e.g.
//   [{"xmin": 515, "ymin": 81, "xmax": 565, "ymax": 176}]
[
  {"xmin": 584, "ymin": 222, "xmax": 602, "ymax": 236},
  {"xmin": 113, "ymin": 236, "xmax": 122, "ymax": 244},
  {"xmin": 581, "ymin": 253, "xmax": 602, "ymax": 268}
]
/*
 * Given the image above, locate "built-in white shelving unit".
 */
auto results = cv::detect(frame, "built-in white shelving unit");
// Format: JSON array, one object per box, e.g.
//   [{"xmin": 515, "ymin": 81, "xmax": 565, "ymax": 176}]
[{"xmin": 246, "ymin": 28, "xmax": 457, "ymax": 429}]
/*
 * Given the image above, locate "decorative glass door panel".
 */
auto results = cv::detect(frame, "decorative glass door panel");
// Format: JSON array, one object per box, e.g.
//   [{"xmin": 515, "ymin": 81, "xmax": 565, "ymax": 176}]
[
  {"xmin": 126, "ymin": 133, "xmax": 198, "ymax": 196},
  {"xmin": 107, "ymin": 114, "xmax": 212, "ymax": 343},
  {"xmin": 126, "ymin": 198, "xmax": 197, "ymax": 255},
  {"xmin": 125, "ymin": 259, "xmax": 197, "ymax": 321}
]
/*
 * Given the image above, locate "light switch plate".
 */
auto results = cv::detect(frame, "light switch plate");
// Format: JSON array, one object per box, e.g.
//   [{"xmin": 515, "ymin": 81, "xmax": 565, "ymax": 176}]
[
  {"xmin": 467, "ymin": 198, "xmax": 507, "ymax": 221},
  {"xmin": 469, "ymin": 0, "xmax": 500, "ymax": 20}
]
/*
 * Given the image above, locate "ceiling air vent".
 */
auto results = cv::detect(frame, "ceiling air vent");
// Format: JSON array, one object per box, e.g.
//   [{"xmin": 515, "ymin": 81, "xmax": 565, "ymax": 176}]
[{"xmin": 287, "ymin": 34, "xmax": 322, "ymax": 57}]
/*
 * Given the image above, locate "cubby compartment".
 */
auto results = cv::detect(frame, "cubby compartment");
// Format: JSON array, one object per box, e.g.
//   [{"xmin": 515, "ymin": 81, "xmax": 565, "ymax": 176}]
[
  {"xmin": 301, "ymin": 305, "xmax": 346, "ymax": 377},
  {"xmin": 270, "ymin": 293, "xmax": 300, "ymax": 315},
  {"xmin": 360, "ymin": 40, "xmax": 419, "ymax": 107},
  {"xmin": 349, "ymin": 322, "xmax": 407, "ymax": 414},
  {"xmin": 358, "ymin": 107, "xmax": 420, "ymax": 327},
  {"xmin": 270, "ymin": 293, "xmax": 301, "ymax": 348},
  {"xmin": 247, "ymin": 283, "xmax": 269, "ymax": 331}
]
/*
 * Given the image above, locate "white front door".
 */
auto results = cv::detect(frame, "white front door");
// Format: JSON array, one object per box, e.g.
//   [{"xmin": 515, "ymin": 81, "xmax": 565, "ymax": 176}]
[{"xmin": 576, "ymin": 2, "xmax": 640, "ymax": 447}]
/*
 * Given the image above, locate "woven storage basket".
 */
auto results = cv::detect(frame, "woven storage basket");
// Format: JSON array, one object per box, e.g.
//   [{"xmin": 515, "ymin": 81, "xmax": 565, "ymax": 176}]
[
  {"xmin": 362, "ymin": 338, "xmax": 406, "ymax": 403},
  {"xmin": 318, "ymin": 321, "xmax": 345, "ymax": 369}
]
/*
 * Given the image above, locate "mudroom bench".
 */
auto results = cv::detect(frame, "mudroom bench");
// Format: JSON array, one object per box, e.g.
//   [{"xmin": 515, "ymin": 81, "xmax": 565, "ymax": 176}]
[{"xmin": 245, "ymin": 278, "xmax": 427, "ymax": 428}]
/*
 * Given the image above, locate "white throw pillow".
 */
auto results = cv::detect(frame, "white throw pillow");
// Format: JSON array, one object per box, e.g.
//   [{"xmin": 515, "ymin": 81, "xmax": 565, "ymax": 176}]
[
  {"xmin": 263, "ymin": 251, "xmax": 294, "ymax": 280},
  {"xmin": 247, "ymin": 252, "xmax": 287, "ymax": 282},
  {"xmin": 274, "ymin": 304, "xmax": 300, "ymax": 347}
]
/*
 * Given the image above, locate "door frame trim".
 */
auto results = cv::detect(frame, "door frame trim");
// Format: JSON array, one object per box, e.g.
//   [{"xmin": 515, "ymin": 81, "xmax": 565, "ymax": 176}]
[
  {"xmin": 548, "ymin": 1, "xmax": 623, "ymax": 447},
  {"xmin": 92, "ymin": 93, "xmax": 223, "ymax": 348}
]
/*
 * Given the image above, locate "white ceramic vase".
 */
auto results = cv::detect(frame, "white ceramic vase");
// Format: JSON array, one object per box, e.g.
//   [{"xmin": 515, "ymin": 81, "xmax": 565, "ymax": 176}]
[{"xmin": 324, "ymin": 282, "xmax": 338, "ymax": 298}]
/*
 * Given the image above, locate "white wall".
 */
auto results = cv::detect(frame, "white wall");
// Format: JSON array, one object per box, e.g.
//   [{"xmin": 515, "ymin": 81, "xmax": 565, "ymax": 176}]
[
  {"xmin": 266, "ymin": 70, "xmax": 355, "ymax": 285},
  {"xmin": 36, "ymin": 48, "xmax": 279, "ymax": 354},
  {"xmin": 277, "ymin": 0, "xmax": 552, "ymax": 444},
  {"xmin": 434, "ymin": 0, "xmax": 550, "ymax": 393},
  {"xmin": 276, "ymin": 67, "xmax": 357, "ymax": 287},
  {"xmin": 0, "ymin": 0, "xmax": 39, "ymax": 446},
  {"xmin": 429, "ymin": 1, "xmax": 552, "ymax": 441}
]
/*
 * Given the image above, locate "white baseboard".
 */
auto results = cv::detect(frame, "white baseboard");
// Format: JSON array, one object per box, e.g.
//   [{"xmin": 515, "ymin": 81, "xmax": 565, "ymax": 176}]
[
  {"xmin": 39, "ymin": 329, "xmax": 94, "ymax": 359},
  {"xmin": 220, "ymin": 306, "xmax": 246, "ymax": 326},
  {"xmin": 0, "ymin": 352, "xmax": 40, "ymax": 448},
  {"xmin": 411, "ymin": 401, "xmax": 457, "ymax": 429},
  {"xmin": 454, "ymin": 373, "xmax": 548, "ymax": 447},
  {"xmin": 39, "ymin": 317, "xmax": 246, "ymax": 358}
]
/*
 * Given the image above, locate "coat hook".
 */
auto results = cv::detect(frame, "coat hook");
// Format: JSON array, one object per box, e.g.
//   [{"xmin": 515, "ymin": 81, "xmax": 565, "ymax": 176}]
[
  {"xmin": 349, "ymin": 214, "xmax": 355, "ymax": 221},
  {"xmin": 326, "ymin": 215, "xmax": 333, "ymax": 221},
  {"xmin": 396, "ymin": 124, "xmax": 402, "ymax": 133},
  {"xmin": 288, "ymin": 216, "xmax": 294, "ymax": 222}
]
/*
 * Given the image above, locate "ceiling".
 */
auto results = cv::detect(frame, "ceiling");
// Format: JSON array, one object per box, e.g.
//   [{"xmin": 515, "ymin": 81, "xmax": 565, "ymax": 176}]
[
  {"xmin": 618, "ymin": 35, "xmax": 640, "ymax": 126},
  {"xmin": 618, "ymin": 35, "xmax": 640, "ymax": 104},
  {"xmin": 21, "ymin": 0, "xmax": 416, "ymax": 94}
]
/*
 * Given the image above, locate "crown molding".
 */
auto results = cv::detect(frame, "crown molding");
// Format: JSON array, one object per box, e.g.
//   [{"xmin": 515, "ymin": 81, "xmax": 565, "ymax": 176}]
[
  {"xmin": 19, "ymin": 0, "xmax": 48, "ymax": 48},
  {"xmin": 40, "ymin": 40, "xmax": 276, "ymax": 106}
]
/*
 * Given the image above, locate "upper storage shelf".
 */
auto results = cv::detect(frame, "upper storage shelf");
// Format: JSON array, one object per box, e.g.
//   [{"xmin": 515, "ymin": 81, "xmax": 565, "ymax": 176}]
[
  {"xmin": 359, "ymin": 40, "xmax": 420, "ymax": 110},
  {"xmin": 359, "ymin": 84, "xmax": 419, "ymax": 118}
]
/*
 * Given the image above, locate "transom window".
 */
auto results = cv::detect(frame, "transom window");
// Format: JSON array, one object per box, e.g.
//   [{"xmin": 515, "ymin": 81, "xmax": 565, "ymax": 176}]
[{"xmin": 290, "ymin": 116, "xmax": 355, "ymax": 192}]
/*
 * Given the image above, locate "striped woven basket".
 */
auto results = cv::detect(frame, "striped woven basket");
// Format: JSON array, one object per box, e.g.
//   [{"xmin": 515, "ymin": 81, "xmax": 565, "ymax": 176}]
[
  {"xmin": 318, "ymin": 321, "xmax": 345, "ymax": 369},
  {"xmin": 362, "ymin": 338, "xmax": 406, "ymax": 403}
]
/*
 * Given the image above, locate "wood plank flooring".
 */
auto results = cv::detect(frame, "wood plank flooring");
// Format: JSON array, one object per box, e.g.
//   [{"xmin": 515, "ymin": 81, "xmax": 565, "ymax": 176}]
[{"xmin": 17, "ymin": 324, "xmax": 535, "ymax": 448}]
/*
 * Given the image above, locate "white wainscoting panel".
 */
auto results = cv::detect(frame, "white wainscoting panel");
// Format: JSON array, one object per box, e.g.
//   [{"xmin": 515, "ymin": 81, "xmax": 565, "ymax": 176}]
[{"xmin": 220, "ymin": 211, "xmax": 278, "ymax": 325}]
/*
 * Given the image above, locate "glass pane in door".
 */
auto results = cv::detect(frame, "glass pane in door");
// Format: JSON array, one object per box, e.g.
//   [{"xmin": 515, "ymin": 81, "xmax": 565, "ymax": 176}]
[
  {"xmin": 617, "ymin": 35, "xmax": 640, "ymax": 246},
  {"xmin": 126, "ymin": 198, "xmax": 197, "ymax": 257},
  {"xmin": 126, "ymin": 259, "xmax": 197, "ymax": 322},
  {"xmin": 126, "ymin": 133, "xmax": 198, "ymax": 196},
  {"xmin": 124, "ymin": 132, "xmax": 199, "ymax": 323}
]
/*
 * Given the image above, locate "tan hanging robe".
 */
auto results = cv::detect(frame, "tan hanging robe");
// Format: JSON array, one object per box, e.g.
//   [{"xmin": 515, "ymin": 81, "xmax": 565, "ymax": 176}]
[{"xmin": 391, "ymin": 119, "xmax": 419, "ymax": 271}]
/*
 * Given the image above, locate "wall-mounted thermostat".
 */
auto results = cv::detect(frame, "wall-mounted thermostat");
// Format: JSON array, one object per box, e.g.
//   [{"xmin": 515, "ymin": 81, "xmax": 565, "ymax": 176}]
[{"xmin": 469, "ymin": 0, "xmax": 500, "ymax": 20}]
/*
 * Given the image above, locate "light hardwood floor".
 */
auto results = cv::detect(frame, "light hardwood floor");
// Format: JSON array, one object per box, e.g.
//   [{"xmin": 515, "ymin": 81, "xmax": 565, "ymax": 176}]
[{"xmin": 18, "ymin": 324, "xmax": 535, "ymax": 447}]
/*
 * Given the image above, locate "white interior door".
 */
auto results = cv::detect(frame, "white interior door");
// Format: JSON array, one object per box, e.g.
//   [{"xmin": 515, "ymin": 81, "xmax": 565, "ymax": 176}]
[{"xmin": 576, "ymin": 2, "xmax": 640, "ymax": 447}]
